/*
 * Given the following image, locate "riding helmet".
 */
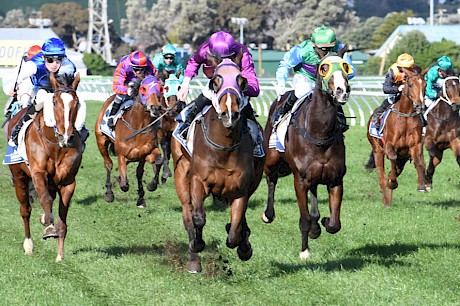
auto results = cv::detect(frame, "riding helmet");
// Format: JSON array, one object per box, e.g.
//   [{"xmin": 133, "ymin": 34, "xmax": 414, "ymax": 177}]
[
  {"xmin": 209, "ymin": 31, "xmax": 236, "ymax": 58},
  {"xmin": 129, "ymin": 51, "xmax": 148, "ymax": 67},
  {"xmin": 437, "ymin": 56, "xmax": 452, "ymax": 71},
  {"xmin": 312, "ymin": 25, "xmax": 336, "ymax": 49},
  {"xmin": 41, "ymin": 38, "xmax": 66, "ymax": 56},
  {"xmin": 26, "ymin": 45, "xmax": 42, "ymax": 59},
  {"xmin": 162, "ymin": 44, "xmax": 176, "ymax": 57},
  {"xmin": 396, "ymin": 53, "xmax": 414, "ymax": 68}
]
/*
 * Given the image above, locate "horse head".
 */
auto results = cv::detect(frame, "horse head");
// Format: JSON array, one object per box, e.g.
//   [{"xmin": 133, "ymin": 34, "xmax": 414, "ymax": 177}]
[
  {"xmin": 162, "ymin": 70, "xmax": 183, "ymax": 116},
  {"xmin": 315, "ymin": 48, "xmax": 352, "ymax": 105},
  {"xmin": 440, "ymin": 72, "xmax": 460, "ymax": 112},
  {"xmin": 138, "ymin": 76, "xmax": 163, "ymax": 118},
  {"xmin": 49, "ymin": 72, "xmax": 80, "ymax": 148},
  {"xmin": 207, "ymin": 51, "xmax": 247, "ymax": 129},
  {"xmin": 399, "ymin": 67, "xmax": 426, "ymax": 114}
]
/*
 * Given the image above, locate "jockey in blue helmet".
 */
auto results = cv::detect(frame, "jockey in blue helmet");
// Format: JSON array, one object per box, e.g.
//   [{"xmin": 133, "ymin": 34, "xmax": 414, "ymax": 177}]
[
  {"xmin": 9, "ymin": 37, "xmax": 89, "ymax": 147},
  {"xmin": 424, "ymin": 55, "xmax": 454, "ymax": 108}
]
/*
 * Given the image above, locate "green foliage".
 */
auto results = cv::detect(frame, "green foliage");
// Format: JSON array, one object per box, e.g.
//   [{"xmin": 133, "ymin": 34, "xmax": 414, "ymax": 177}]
[
  {"xmin": 361, "ymin": 56, "xmax": 382, "ymax": 75},
  {"xmin": 369, "ymin": 11, "xmax": 414, "ymax": 50},
  {"xmin": 82, "ymin": 53, "xmax": 114, "ymax": 76},
  {"xmin": 343, "ymin": 16, "xmax": 384, "ymax": 51}
]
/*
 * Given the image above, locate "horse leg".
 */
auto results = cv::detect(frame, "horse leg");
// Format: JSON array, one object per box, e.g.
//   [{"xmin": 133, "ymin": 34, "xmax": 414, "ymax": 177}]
[
  {"xmin": 385, "ymin": 143, "xmax": 399, "ymax": 191},
  {"xmin": 190, "ymin": 175, "xmax": 207, "ymax": 253},
  {"xmin": 261, "ymin": 173, "xmax": 278, "ymax": 223},
  {"xmin": 308, "ymin": 186, "xmax": 321, "ymax": 239},
  {"xmin": 410, "ymin": 144, "xmax": 427, "ymax": 192},
  {"xmin": 293, "ymin": 176, "xmax": 312, "ymax": 260},
  {"xmin": 55, "ymin": 182, "xmax": 75, "ymax": 262},
  {"xmin": 136, "ymin": 160, "xmax": 146, "ymax": 208},
  {"xmin": 373, "ymin": 149, "xmax": 391, "ymax": 206},
  {"xmin": 31, "ymin": 172, "xmax": 58, "ymax": 239},
  {"xmin": 97, "ymin": 138, "xmax": 114, "ymax": 202},
  {"xmin": 426, "ymin": 148, "xmax": 443, "ymax": 190},
  {"xmin": 322, "ymin": 184, "xmax": 343, "ymax": 234},
  {"xmin": 161, "ymin": 136, "xmax": 172, "ymax": 183},
  {"xmin": 12, "ymin": 167, "xmax": 34, "ymax": 255},
  {"xmin": 117, "ymin": 155, "xmax": 129, "ymax": 192},
  {"xmin": 147, "ymin": 156, "xmax": 161, "ymax": 192},
  {"xmin": 226, "ymin": 197, "xmax": 252, "ymax": 260},
  {"xmin": 233, "ymin": 215, "xmax": 252, "ymax": 261}
]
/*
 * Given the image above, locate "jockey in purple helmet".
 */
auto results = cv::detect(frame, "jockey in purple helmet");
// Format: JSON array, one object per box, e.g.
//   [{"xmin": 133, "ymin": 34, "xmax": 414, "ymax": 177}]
[
  {"xmin": 274, "ymin": 25, "xmax": 356, "ymax": 132},
  {"xmin": 9, "ymin": 37, "xmax": 89, "ymax": 146},
  {"xmin": 176, "ymin": 30, "xmax": 260, "ymax": 137},
  {"xmin": 107, "ymin": 50, "xmax": 157, "ymax": 128}
]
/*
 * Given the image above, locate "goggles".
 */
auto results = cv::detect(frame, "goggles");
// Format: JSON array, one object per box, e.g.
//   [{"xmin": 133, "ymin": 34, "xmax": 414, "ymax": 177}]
[
  {"xmin": 132, "ymin": 66, "xmax": 146, "ymax": 73},
  {"xmin": 163, "ymin": 55, "xmax": 174, "ymax": 60},
  {"xmin": 44, "ymin": 56, "xmax": 63, "ymax": 64}
]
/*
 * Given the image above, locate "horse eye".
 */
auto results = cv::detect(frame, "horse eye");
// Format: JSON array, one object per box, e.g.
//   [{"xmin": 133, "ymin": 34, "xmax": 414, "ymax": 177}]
[{"xmin": 164, "ymin": 86, "xmax": 169, "ymax": 93}]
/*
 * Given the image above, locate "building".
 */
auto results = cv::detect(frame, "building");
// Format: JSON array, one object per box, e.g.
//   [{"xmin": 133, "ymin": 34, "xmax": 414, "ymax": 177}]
[
  {"xmin": 373, "ymin": 25, "xmax": 460, "ymax": 57},
  {"xmin": 0, "ymin": 28, "xmax": 87, "ymax": 75}
]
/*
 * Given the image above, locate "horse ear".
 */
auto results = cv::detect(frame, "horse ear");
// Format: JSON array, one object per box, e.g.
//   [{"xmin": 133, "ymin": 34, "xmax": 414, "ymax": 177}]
[
  {"xmin": 71, "ymin": 73, "xmax": 80, "ymax": 90},
  {"xmin": 234, "ymin": 48, "xmax": 243, "ymax": 68},
  {"xmin": 206, "ymin": 52, "xmax": 219, "ymax": 68},
  {"xmin": 338, "ymin": 44, "xmax": 348, "ymax": 58},
  {"xmin": 176, "ymin": 69, "xmax": 182, "ymax": 79},
  {"xmin": 237, "ymin": 75, "xmax": 248, "ymax": 93},
  {"xmin": 314, "ymin": 47, "xmax": 326, "ymax": 59},
  {"xmin": 209, "ymin": 75, "xmax": 223, "ymax": 92},
  {"xmin": 49, "ymin": 72, "xmax": 59, "ymax": 90},
  {"xmin": 421, "ymin": 67, "xmax": 430, "ymax": 76}
]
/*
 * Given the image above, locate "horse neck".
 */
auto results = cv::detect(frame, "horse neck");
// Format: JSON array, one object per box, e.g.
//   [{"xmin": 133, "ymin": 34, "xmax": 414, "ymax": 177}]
[
  {"xmin": 394, "ymin": 94, "xmax": 415, "ymax": 114},
  {"xmin": 433, "ymin": 98, "xmax": 458, "ymax": 119},
  {"xmin": 128, "ymin": 99, "xmax": 152, "ymax": 125},
  {"xmin": 300, "ymin": 89, "xmax": 337, "ymax": 132},
  {"xmin": 203, "ymin": 107, "xmax": 243, "ymax": 147}
]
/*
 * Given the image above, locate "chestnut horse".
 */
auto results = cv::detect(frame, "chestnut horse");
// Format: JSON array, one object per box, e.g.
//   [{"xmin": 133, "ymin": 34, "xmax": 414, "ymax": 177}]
[
  {"xmin": 171, "ymin": 54, "xmax": 265, "ymax": 273},
  {"xmin": 367, "ymin": 68, "xmax": 427, "ymax": 206},
  {"xmin": 261, "ymin": 49, "xmax": 351, "ymax": 260},
  {"xmin": 8, "ymin": 73, "xmax": 83, "ymax": 261},
  {"xmin": 94, "ymin": 76, "xmax": 163, "ymax": 208},
  {"xmin": 153, "ymin": 70, "xmax": 184, "ymax": 185},
  {"xmin": 424, "ymin": 74, "xmax": 460, "ymax": 189}
]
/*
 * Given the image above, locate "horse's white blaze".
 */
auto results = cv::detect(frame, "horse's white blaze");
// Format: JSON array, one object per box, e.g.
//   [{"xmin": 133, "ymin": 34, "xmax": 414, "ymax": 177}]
[
  {"xmin": 61, "ymin": 92, "xmax": 73, "ymax": 142},
  {"xmin": 332, "ymin": 70, "xmax": 348, "ymax": 92},
  {"xmin": 299, "ymin": 249, "xmax": 310, "ymax": 260},
  {"xmin": 225, "ymin": 92, "xmax": 232, "ymax": 123},
  {"xmin": 23, "ymin": 238, "xmax": 33, "ymax": 255}
]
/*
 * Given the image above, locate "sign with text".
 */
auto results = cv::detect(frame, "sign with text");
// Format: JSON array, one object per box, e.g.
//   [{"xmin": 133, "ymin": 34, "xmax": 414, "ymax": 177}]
[{"xmin": 0, "ymin": 40, "xmax": 43, "ymax": 66}]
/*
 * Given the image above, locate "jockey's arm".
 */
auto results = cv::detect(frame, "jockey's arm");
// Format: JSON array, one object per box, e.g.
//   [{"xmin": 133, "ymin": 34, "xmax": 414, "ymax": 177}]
[
  {"xmin": 112, "ymin": 63, "xmax": 129, "ymax": 95},
  {"xmin": 241, "ymin": 49, "xmax": 260, "ymax": 97},
  {"xmin": 275, "ymin": 45, "xmax": 303, "ymax": 86}
]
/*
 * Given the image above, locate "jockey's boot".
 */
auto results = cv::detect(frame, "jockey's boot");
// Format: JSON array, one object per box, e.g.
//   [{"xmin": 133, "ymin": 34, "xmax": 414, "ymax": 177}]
[
  {"xmin": 177, "ymin": 94, "xmax": 210, "ymax": 138},
  {"xmin": 371, "ymin": 98, "xmax": 391, "ymax": 130},
  {"xmin": 242, "ymin": 103, "xmax": 257, "ymax": 122},
  {"xmin": 9, "ymin": 104, "xmax": 36, "ymax": 146},
  {"xmin": 78, "ymin": 125, "xmax": 90, "ymax": 143},
  {"xmin": 275, "ymin": 92, "xmax": 297, "ymax": 124},
  {"xmin": 107, "ymin": 101, "xmax": 122, "ymax": 129},
  {"xmin": 177, "ymin": 104, "xmax": 200, "ymax": 138},
  {"xmin": 337, "ymin": 105, "xmax": 349, "ymax": 133}
]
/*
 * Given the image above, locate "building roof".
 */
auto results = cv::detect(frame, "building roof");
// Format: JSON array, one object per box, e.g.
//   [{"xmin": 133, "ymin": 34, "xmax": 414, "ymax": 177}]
[
  {"xmin": 374, "ymin": 25, "xmax": 460, "ymax": 57},
  {"xmin": 0, "ymin": 28, "xmax": 87, "ymax": 75}
]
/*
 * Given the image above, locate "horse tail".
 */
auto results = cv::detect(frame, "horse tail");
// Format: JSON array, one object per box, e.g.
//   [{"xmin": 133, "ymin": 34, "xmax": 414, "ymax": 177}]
[{"xmin": 364, "ymin": 150, "xmax": 376, "ymax": 169}]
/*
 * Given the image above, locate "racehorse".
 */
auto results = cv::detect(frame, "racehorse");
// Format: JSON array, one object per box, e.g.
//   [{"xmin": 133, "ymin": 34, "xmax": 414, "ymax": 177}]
[
  {"xmin": 8, "ymin": 72, "xmax": 83, "ymax": 261},
  {"xmin": 261, "ymin": 49, "xmax": 351, "ymax": 260},
  {"xmin": 153, "ymin": 70, "xmax": 184, "ymax": 185},
  {"xmin": 171, "ymin": 53, "xmax": 265, "ymax": 273},
  {"xmin": 367, "ymin": 68, "xmax": 427, "ymax": 206},
  {"xmin": 94, "ymin": 76, "xmax": 163, "ymax": 208},
  {"xmin": 424, "ymin": 73, "xmax": 460, "ymax": 189}
]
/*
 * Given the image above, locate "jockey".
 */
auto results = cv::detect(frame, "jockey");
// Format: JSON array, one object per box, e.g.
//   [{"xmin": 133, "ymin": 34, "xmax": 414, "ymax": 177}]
[
  {"xmin": 275, "ymin": 25, "xmax": 356, "ymax": 132},
  {"xmin": 371, "ymin": 53, "xmax": 418, "ymax": 129},
  {"xmin": 107, "ymin": 50, "xmax": 157, "ymax": 128},
  {"xmin": 152, "ymin": 43, "xmax": 184, "ymax": 83},
  {"xmin": 176, "ymin": 30, "xmax": 260, "ymax": 138},
  {"xmin": 424, "ymin": 55, "xmax": 453, "ymax": 109},
  {"xmin": 8, "ymin": 37, "xmax": 89, "ymax": 146}
]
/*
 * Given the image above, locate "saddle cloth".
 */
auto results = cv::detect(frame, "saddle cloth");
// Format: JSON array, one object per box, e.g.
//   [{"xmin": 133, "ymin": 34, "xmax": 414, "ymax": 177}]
[
  {"xmin": 99, "ymin": 99, "xmax": 134, "ymax": 139},
  {"xmin": 3, "ymin": 119, "xmax": 34, "ymax": 165}
]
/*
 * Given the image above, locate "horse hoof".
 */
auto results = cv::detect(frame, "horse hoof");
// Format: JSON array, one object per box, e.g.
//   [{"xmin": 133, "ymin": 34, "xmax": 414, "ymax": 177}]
[
  {"xmin": 417, "ymin": 185, "xmax": 427, "ymax": 192},
  {"xmin": 308, "ymin": 226, "xmax": 321, "ymax": 239},
  {"xmin": 137, "ymin": 199, "xmax": 146, "ymax": 208},
  {"xmin": 56, "ymin": 255, "xmax": 64, "ymax": 262},
  {"xmin": 23, "ymin": 238, "xmax": 33, "ymax": 255},
  {"xmin": 237, "ymin": 244, "xmax": 253, "ymax": 261},
  {"xmin": 425, "ymin": 183, "xmax": 432, "ymax": 191},
  {"xmin": 299, "ymin": 249, "xmax": 310, "ymax": 260},
  {"xmin": 190, "ymin": 240, "xmax": 205, "ymax": 253},
  {"xmin": 260, "ymin": 212, "xmax": 274, "ymax": 224},
  {"xmin": 388, "ymin": 180, "xmax": 398, "ymax": 190},
  {"xmin": 147, "ymin": 182, "xmax": 158, "ymax": 192},
  {"xmin": 186, "ymin": 260, "xmax": 202, "ymax": 273},
  {"xmin": 321, "ymin": 217, "xmax": 341, "ymax": 234},
  {"xmin": 39, "ymin": 214, "xmax": 46, "ymax": 226},
  {"xmin": 104, "ymin": 192, "xmax": 114, "ymax": 202},
  {"xmin": 42, "ymin": 225, "xmax": 58, "ymax": 240},
  {"xmin": 161, "ymin": 177, "xmax": 167, "ymax": 184},
  {"xmin": 120, "ymin": 184, "xmax": 129, "ymax": 192}
]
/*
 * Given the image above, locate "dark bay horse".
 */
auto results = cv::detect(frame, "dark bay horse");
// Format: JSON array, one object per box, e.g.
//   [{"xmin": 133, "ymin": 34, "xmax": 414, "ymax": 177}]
[
  {"xmin": 8, "ymin": 73, "xmax": 83, "ymax": 261},
  {"xmin": 261, "ymin": 49, "xmax": 351, "ymax": 260},
  {"xmin": 424, "ymin": 74, "xmax": 460, "ymax": 189},
  {"xmin": 94, "ymin": 76, "xmax": 163, "ymax": 208},
  {"xmin": 367, "ymin": 68, "xmax": 427, "ymax": 206},
  {"xmin": 153, "ymin": 70, "xmax": 184, "ymax": 185},
  {"xmin": 171, "ymin": 54, "xmax": 265, "ymax": 273}
]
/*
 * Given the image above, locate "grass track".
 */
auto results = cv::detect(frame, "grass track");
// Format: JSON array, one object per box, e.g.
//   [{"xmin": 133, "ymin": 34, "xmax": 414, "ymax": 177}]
[{"xmin": 0, "ymin": 97, "xmax": 458, "ymax": 305}]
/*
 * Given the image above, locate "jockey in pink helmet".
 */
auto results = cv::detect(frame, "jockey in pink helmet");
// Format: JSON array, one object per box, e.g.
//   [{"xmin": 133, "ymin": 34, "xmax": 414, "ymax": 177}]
[
  {"xmin": 107, "ymin": 50, "xmax": 157, "ymax": 128},
  {"xmin": 177, "ymin": 30, "xmax": 260, "ymax": 137}
]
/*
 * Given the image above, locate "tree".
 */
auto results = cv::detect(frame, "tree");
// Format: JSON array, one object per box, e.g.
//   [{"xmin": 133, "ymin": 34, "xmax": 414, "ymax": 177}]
[
  {"xmin": 40, "ymin": 2, "xmax": 88, "ymax": 49},
  {"xmin": 0, "ymin": 9, "xmax": 27, "ymax": 28},
  {"xmin": 368, "ymin": 11, "xmax": 414, "ymax": 50},
  {"xmin": 343, "ymin": 16, "xmax": 384, "ymax": 51}
]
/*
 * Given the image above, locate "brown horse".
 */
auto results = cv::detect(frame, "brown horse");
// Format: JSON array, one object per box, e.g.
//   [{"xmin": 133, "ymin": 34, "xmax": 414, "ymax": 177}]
[
  {"xmin": 261, "ymin": 49, "xmax": 351, "ymax": 260},
  {"xmin": 8, "ymin": 72, "xmax": 83, "ymax": 261},
  {"xmin": 424, "ymin": 74, "xmax": 460, "ymax": 189},
  {"xmin": 153, "ymin": 70, "xmax": 184, "ymax": 185},
  {"xmin": 367, "ymin": 68, "xmax": 427, "ymax": 206},
  {"xmin": 94, "ymin": 76, "xmax": 163, "ymax": 208},
  {"xmin": 171, "ymin": 54, "xmax": 265, "ymax": 273}
]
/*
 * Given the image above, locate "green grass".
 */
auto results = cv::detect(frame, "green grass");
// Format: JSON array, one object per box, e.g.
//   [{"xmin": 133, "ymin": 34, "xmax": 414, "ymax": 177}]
[{"xmin": 0, "ymin": 97, "xmax": 458, "ymax": 306}]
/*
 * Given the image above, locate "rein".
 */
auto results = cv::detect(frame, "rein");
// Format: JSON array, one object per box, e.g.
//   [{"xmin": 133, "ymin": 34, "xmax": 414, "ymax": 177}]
[
  {"xmin": 394, "ymin": 73, "xmax": 424, "ymax": 117},
  {"xmin": 123, "ymin": 98, "xmax": 162, "ymax": 141},
  {"xmin": 198, "ymin": 118, "xmax": 245, "ymax": 151}
]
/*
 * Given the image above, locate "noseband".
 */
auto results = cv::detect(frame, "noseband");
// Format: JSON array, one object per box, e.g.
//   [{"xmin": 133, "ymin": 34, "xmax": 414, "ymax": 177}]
[{"xmin": 211, "ymin": 59, "xmax": 244, "ymax": 114}]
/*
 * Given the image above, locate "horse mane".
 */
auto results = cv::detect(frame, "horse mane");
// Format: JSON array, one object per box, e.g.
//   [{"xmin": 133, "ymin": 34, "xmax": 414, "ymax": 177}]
[{"xmin": 52, "ymin": 73, "xmax": 75, "ymax": 88}]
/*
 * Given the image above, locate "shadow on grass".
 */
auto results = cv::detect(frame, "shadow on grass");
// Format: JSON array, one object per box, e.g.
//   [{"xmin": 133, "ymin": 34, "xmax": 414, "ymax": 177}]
[{"xmin": 271, "ymin": 242, "xmax": 460, "ymax": 275}]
